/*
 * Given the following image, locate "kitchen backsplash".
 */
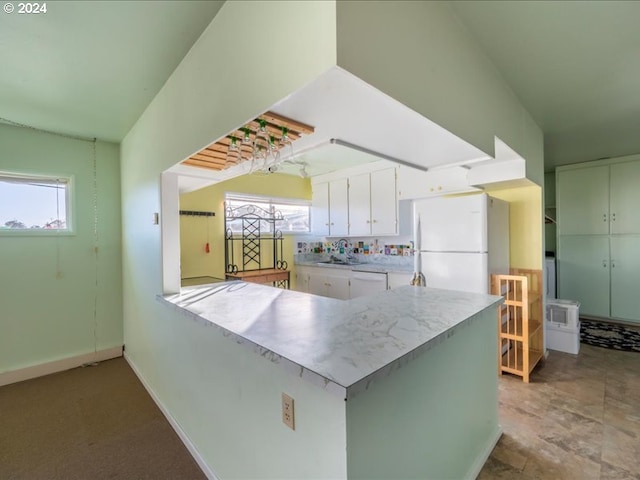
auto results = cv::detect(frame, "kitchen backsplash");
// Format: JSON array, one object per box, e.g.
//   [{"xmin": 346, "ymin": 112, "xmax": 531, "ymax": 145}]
[{"xmin": 294, "ymin": 236, "xmax": 415, "ymax": 268}]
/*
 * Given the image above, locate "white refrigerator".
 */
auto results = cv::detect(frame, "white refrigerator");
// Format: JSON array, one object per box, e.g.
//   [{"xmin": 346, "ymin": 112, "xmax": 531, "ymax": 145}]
[{"xmin": 414, "ymin": 194, "xmax": 510, "ymax": 294}]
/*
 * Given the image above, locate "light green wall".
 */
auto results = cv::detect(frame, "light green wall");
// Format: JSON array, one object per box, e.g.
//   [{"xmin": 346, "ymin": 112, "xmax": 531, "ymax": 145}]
[
  {"xmin": 119, "ymin": 1, "xmax": 544, "ymax": 476},
  {"xmin": 180, "ymin": 173, "xmax": 311, "ymax": 282},
  {"xmin": 346, "ymin": 306, "xmax": 499, "ymax": 479},
  {"xmin": 120, "ymin": 1, "xmax": 338, "ymax": 476},
  {"xmin": 127, "ymin": 308, "xmax": 348, "ymax": 479},
  {"xmin": 0, "ymin": 123, "xmax": 122, "ymax": 373},
  {"xmin": 335, "ymin": 0, "xmax": 544, "ymax": 186}
]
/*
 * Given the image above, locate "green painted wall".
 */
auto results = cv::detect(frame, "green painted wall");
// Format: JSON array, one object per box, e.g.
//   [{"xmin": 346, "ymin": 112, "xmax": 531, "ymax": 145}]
[
  {"xmin": 346, "ymin": 307, "xmax": 499, "ymax": 479},
  {"xmin": 119, "ymin": 0, "xmax": 545, "ymax": 476},
  {"xmin": 120, "ymin": 1, "xmax": 339, "ymax": 476},
  {"xmin": 180, "ymin": 173, "xmax": 311, "ymax": 283},
  {"xmin": 335, "ymin": 0, "xmax": 544, "ymax": 186},
  {"xmin": 0, "ymin": 124, "xmax": 122, "ymax": 373}
]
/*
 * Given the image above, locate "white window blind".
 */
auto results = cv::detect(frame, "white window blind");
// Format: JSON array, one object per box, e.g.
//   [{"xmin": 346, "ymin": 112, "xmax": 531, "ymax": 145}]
[{"xmin": 0, "ymin": 172, "xmax": 73, "ymax": 232}]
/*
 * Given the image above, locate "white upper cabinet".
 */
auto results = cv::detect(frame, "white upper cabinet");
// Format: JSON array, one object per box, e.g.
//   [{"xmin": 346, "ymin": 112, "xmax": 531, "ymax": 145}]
[
  {"xmin": 397, "ymin": 164, "xmax": 476, "ymax": 200},
  {"xmin": 311, "ymin": 182, "xmax": 330, "ymax": 236},
  {"xmin": 348, "ymin": 167, "xmax": 397, "ymax": 236},
  {"xmin": 312, "ymin": 161, "xmax": 398, "ymax": 237},
  {"xmin": 370, "ymin": 168, "xmax": 397, "ymax": 235},
  {"xmin": 348, "ymin": 173, "xmax": 372, "ymax": 236},
  {"xmin": 329, "ymin": 178, "xmax": 349, "ymax": 236},
  {"xmin": 311, "ymin": 179, "xmax": 349, "ymax": 236}
]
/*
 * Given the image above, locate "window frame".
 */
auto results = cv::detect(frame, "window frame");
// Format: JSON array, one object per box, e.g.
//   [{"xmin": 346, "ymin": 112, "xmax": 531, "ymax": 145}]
[
  {"xmin": 224, "ymin": 192, "xmax": 311, "ymax": 235},
  {"xmin": 0, "ymin": 170, "xmax": 75, "ymax": 236}
]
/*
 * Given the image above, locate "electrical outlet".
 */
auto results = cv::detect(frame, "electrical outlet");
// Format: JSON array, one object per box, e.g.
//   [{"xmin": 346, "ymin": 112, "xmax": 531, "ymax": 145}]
[{"xmin": 282, "ymin": 393, "xmax": 295, "ymax": 430}]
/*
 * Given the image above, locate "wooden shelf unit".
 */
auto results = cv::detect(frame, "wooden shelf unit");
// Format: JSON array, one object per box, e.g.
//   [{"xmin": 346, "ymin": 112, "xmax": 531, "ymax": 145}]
[{"xmin": 492, "ymin": 269, "xmax": 544, "ymax": 383}]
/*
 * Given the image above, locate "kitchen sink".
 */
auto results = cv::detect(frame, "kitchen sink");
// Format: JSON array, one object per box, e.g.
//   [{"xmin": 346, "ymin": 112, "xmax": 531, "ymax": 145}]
[{"xmin": 317, "ymin": 260, "xmax": 361, "ymax": 266}]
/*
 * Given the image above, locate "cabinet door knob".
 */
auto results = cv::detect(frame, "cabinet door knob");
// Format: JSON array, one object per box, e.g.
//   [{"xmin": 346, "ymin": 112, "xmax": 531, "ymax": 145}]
[
  {"xmin": 603, "ymin": 214, "xmax": 607, "ymax": 222},
  {"xmin": 366, "ymin": 220, "xmax": 371, "ymax": 224},
  {"xmin": 373, "ymin": 219, "xmax": 378, "ymax": 223},
  {"xmin": 611, "ymin": 260, "xmax": 616, "ymax": 268},
  {"xmin": 612, "ymin": 213, "xmax": 616, "ymax": 221},
  {"xmin": 325, "ymin": 223, "xmax": 329, "ymax": 226},
  {"xmin": 603, "ymin": 260, "xmax": 608, "ymax": 268}
]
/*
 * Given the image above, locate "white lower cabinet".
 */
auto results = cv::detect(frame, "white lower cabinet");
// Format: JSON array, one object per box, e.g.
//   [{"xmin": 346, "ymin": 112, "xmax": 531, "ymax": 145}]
[
  {"xmin": 295, "ymin": 265, "xmax": 402, "ymax": 300},
  {"xmin": 293, "ymin": 266, "xmax": 311, "ymax": 293},
  {"xmin": 308, "ymin": 268, "xmax": 351, "ymax": 300}
]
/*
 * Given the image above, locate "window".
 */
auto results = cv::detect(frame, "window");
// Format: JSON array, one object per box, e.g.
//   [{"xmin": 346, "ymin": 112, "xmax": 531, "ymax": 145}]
[
  {"xmin": 225, "ymin": 193, "xmax": 310, "ymax": 234},
  {"xmin": 0, "ymin": 172, "xmax": 73, "ymax": 233}
]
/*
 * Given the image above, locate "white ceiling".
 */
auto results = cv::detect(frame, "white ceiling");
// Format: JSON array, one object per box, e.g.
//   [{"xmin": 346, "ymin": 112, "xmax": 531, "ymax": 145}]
[
  {"xmin": 0, "ymin": 1, "xmax": 223, "ymax": 142},
  {"xmin": 1, "ymin": 1, "xmax": 638, "ymax": 173}
]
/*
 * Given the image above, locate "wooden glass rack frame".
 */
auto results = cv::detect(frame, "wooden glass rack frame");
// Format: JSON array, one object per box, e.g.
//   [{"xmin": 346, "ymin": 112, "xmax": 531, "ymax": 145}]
[
  {"xmin": 224, "ymin": 203, "xmax": 289, "ymax": 289},
  {"xmin": 491, "ymin": 269, "xmax": 544, "ymax": 383}
]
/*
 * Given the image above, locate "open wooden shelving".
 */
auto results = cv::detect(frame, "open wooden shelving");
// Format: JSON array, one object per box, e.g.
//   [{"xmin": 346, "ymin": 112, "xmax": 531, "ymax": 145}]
[{"xmin": 492, "ymin": 269, "xmax": 544, "ymax": 383}]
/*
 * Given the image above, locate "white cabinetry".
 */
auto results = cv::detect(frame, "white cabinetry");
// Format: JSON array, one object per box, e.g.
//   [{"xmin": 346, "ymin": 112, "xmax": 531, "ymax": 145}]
[
  {"xmin": 329, "ymin": 179, "xmax": 349, "ymax": 236},
  {"xmin": 348, "ymin": 173, "xmax": 371, "ymax": 236},
  {"xmin": 296, "ymin": 265, "xmax": 404, "ymax": 299},
  {"xmin": 347, "ymin": 167, "xmax": 397, "ymax": 236},
  {"xmin": 311, "ymin": 179, "xmax": 349, "ymax": 236},
  {"xmin": 311, "ymin": 183, "xmax": 330, "ymax": 236},
  {"xmin": 307, "ymin": 267, "xmax": 351, "ymax": 300},
  {"xmin": 312, "ymin": 161, "xmax": 397, "ymax": 237},
  {"xmin": 370, "ymin": 168, "xmax": 398, "ymax": 235},
  {"xmin": 293, "ymin": 266, "xmax": 311, "ymax": 293},
  {"xmin": 397, "ymin": 165, "xmax": 477, "ymax": 200}
]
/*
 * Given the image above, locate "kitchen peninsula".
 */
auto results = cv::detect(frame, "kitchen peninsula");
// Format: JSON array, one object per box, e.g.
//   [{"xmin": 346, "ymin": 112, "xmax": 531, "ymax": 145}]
[{"xmin": 159, "ymin": 281, "xmax": 503, "ymax": 479}]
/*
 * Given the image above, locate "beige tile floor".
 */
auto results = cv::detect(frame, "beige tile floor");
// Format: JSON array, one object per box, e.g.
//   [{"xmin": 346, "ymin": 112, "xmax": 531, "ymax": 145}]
[{"xmin": 479, "ymin": 344, "xmax": 640, "ymax": 479}]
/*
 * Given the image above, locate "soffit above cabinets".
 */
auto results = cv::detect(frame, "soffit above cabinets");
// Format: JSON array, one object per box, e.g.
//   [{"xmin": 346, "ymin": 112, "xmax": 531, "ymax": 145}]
[
  {"xmin": 171, "ymin": 67, "xmax": 494, "ymax": 193},
  {"xmin": 181, "ymin": 112, "xmax": 315, "ymax": 172}
]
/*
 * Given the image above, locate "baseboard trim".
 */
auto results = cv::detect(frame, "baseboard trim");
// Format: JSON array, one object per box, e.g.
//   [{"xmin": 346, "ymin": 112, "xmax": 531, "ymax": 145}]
[
  {"xmin": 466, "ymin": 425, "xmax": 502, "ymax": 480},
  {"xmin": 0, "ymin": 346, "xmax": 123, "ymax": 387},
  {"xmin": 124, "ymin": 353, "xmax": 218, "ymax": 480}
]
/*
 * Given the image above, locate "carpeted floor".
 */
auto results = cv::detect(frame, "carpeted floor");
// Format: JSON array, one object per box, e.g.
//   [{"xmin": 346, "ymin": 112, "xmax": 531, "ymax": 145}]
[
  {"xmin": 581, "ymin": 319, "xmax": 640, "ymax": 352},
  {"xmin": 0, "ymin": 357, "xmax": 206, "ymax": 480}
]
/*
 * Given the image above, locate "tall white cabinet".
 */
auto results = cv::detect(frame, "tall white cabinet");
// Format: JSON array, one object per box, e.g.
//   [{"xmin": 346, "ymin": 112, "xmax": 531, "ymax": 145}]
[{"xmin": 556, "ymin": 155, "xmax": 640, "ymax": 323}]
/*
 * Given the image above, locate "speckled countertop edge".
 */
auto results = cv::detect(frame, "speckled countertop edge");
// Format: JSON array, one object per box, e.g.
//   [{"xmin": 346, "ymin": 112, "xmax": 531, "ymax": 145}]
[{"xmin": 158, "ymin": 282, "xmax": 502, "ymax": 400}]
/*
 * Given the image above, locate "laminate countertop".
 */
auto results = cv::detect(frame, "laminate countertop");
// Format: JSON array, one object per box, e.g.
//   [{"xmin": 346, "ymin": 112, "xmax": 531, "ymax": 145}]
[{"xmin": 159, "ymin": 282, "xmax": 501, "ymax": 400}]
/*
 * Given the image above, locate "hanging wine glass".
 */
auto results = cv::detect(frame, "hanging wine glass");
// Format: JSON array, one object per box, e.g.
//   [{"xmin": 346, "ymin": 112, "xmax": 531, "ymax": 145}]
[
  {"xmin": 278, "ymin": 126, "xmax": 294, "ymax": 162},
  {"xmin": 265, "ymin": 134, "xmax": 281, "ymax": 173},
  {"xmin": 225, "ymin": 135, "xmax": 242, "ymax": 166},
  {"xmin": 245, "ymin": 119, "xmax": 269, "ymax": 173},
  {"xmin": 239, "ymin": 126, "xmax": 254, "ymax": 169},
  {"xmin": 253, "ymin": 119, "xmax": 270, "ymax": 166}
]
